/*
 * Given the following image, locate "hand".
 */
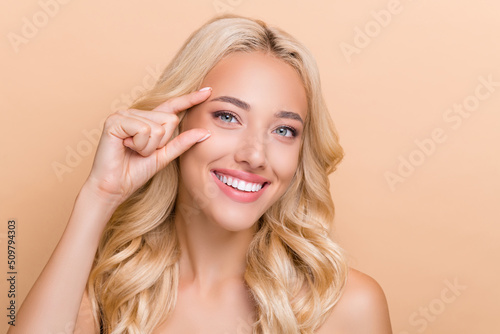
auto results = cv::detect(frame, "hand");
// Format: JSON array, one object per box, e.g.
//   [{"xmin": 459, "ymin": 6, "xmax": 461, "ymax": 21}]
[{"xmin": 84, "ymin": 87, "xmax": 212, "ymax": 205}]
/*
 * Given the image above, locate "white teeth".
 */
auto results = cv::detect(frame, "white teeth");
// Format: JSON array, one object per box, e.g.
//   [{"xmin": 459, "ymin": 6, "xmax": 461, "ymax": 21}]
[
  {"xmin": 244, "ymin": 183, "xmax": 252, "ymax": 192},
  {"xmin": 214, "ymin": 172, "xmax": 265, "ymax": 192},
  {"xmin": 237, "ymin": 181, "xmax": 246, "ymax": 191}
]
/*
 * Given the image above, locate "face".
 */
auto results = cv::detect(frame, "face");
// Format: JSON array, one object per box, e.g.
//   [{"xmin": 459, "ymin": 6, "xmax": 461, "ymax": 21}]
[{"xmin": 176, "ymin": 51, "xmax": 308, "ymax": 232}]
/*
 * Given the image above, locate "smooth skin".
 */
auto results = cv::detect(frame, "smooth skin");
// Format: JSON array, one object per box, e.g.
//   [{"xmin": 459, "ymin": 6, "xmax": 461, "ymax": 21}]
[
  {"xmin": 9, "ymin": 52, "xmax": 392, "ymax": 334},
  {"xmin": 155, "ymin": 51, "xmax": 309, "ymax": 333}
]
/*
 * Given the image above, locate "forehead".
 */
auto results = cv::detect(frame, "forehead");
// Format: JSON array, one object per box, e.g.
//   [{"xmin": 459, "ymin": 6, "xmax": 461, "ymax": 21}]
[{"xmin": 200, "ymin": 51, "xmax": 308, "ymax": 119}]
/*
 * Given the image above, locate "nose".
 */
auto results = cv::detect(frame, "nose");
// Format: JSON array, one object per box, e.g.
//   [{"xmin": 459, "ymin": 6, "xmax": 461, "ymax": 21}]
[{"xmin": 234, "ymin": 132, "xmax": 268, "ymax": 170}]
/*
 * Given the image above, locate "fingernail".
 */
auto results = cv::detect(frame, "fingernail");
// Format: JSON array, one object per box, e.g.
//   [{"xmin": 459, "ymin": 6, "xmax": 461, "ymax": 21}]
[
  {"xmin": 197, "ymin": 131, "xmax": 211, "ymax": 142},
  {"xmin": 198, "ymin": 87, "xmax": 212, "ymax": 92}
]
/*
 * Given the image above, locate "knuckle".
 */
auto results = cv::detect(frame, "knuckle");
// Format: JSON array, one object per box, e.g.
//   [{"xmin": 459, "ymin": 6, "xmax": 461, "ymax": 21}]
[
  {"xmin": 104, "ymin": 113, "xmax": 120, "ymax": 127},
  {"xmin": 170, "ymin": 115, "xmax": 180, "ymax": 126},
  {"xmin": 152, "ymin": 126, "xmax": 166, "ymax": 137},
  {"xmin": 162, "ymin": 113, "xmax": 179, "ymax": 126},
  {"xmin": 138, "ymin": 124, "xmax": 151, "ymax": 135}
]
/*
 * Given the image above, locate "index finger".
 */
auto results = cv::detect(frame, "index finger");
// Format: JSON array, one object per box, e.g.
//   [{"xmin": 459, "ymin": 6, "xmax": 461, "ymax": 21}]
[{"xmin": 152, "ymin": 87, "xmax": 212, "ymax": 113}]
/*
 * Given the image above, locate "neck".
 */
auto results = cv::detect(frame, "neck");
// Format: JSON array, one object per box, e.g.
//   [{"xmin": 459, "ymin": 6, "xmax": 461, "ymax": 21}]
[{"xmin": 173, "ymin": 202, "xmax": 258, "ymax": 292}]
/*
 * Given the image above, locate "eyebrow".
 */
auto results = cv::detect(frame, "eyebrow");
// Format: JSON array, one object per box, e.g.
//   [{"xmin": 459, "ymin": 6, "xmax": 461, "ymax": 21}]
[{"xmin": 209, "ymin": 95, "xmax": 304, "ymax": 124}]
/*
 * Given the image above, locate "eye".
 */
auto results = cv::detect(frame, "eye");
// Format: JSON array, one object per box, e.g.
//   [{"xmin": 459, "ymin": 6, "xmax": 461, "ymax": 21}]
[
  {"xmin": 273, "ymin": 126, "xmax": 297, "ymax": 138},
  {"xmin": 213, "ymin": 111, "xmax": 239, "ymax": 123}
]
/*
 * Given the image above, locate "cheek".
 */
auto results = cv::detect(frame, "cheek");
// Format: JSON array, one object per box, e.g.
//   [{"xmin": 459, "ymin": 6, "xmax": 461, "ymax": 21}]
[
  {"xmin": 179, "ymin": 127, "xmax": 238, "ymax": 171},
  {"xmin": 179, "ymin": 110, "xmax": 234, "ymax": 166},
  {"xmin": 267, "ymin": 143, "xmax": 300, "ymax": 183}
]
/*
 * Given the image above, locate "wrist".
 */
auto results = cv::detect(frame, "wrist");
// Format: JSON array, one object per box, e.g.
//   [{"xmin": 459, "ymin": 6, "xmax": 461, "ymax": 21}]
[
  {"xmin": 80, "ymin": 177, "xmax": 125, "ymax": 208},
  {"xmin": 62, "ymin": 181, "xmax": 123, "ymax": 246},
  {"xmin": 76, "ymin": 180, "xmax": 123, "ymax": 219}
]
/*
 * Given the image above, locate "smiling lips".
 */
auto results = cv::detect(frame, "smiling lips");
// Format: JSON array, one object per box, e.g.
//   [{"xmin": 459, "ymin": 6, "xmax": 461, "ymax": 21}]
[
  {"xmin": 215, "ymin": 173, "xmax": 264, "ymax": 192},
  {"xmin": 210, "ymin": 168, "xmax": 270, "ymax": 203}
]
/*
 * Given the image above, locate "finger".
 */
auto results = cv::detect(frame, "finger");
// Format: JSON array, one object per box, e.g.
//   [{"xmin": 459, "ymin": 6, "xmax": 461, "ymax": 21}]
[
  {"xmin": 105, "ymin": 114, "xmax": 151, "ymax": 152},
  {"xmin": 123, "ymin": 109, "xmax": 179, "ymax": 148},
  {"xmin": 155, "ymin": 129, "xmax": 211, "ymax": 170},
  {"xmin": 152, "ymin": 87, "xmax": 212, "ymax": 114},
  {"xmin": 123, "ymin": 114, "xmax": 166, "ymax": 156},
  {"xmin": 125, "ymin": 108, "xmax": 179, "ymax": 125}
]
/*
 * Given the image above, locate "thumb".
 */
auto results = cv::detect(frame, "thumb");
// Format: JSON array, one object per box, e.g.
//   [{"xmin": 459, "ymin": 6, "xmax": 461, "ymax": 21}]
[{"xmin": 155, "ymin": 129, "xmax": 211, "ymax": 169}]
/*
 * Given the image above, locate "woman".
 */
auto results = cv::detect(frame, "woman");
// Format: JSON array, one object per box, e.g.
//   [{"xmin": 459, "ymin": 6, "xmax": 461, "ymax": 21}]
[{"xmin": 10, "ymin": 14, "xmax": 392, "ymax": 334}]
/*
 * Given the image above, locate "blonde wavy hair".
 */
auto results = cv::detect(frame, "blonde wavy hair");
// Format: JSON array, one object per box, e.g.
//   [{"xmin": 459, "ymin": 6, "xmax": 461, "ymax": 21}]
[{"xmin": 87, "ymin": 14, "xmax": 348, "ymax": 334}]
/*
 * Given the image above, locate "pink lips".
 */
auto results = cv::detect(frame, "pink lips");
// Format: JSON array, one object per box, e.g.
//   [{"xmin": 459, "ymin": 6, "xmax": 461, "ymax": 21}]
[
  {"xmin": 212, "ymin": 168, "xmax": 270, "ymax": 184},
  {"xmin": 210, "ymin": 169, "xmax": 270, "ymax": 203}
]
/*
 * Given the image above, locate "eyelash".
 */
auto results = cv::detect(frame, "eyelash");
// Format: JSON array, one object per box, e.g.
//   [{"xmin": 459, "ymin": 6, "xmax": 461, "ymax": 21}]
[
  {"xmin": 274, "ymin": 126, "xmax": 297, "ymax": 138},
  {"xmin": 213, "ymin": 110, "xmax": 239, "ymax": 124},
  {"xmin": 212, "ymin": 111, "xmax": 298, "ymax": 138}
]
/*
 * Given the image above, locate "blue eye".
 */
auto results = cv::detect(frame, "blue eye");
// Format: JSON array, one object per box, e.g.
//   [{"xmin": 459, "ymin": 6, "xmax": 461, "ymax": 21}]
[
  {"xmin": 214, "ymin": 111, "xmax": 238, "ymax": 123},
  {"xmin": 273, "ymin": 126, "xmax": 297, "ymax": 138}
]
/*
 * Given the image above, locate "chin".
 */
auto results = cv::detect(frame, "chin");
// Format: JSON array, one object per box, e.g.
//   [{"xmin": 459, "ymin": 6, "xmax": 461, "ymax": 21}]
[{"xmin": 207, "ymin": 207, "xmax": 262, "ymax": 233}]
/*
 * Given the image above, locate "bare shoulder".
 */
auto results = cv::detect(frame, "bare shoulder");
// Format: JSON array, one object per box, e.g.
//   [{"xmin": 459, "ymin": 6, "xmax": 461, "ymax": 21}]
[
  {"xmin": 74, "ymin": 289, "xmax": 99, "ymax": 334},
  {"xmin": 316, "ymin": 267, "xmax": 393, "ymax": 334}
]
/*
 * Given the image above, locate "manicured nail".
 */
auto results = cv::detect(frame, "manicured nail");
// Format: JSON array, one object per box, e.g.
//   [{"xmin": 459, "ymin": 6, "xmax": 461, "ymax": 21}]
[
  {"xmin": 197, "ymin": 131, "xmax": 211, "ymax": 142},
  {"xmin": 198, "ymin": 87, "xmax": 212, "ymax": 92}
]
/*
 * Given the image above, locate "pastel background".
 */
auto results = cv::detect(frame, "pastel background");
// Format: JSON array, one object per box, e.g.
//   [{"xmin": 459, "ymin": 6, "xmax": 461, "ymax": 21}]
[{"xmin": 1, "ymin": 1, "xmax": 499, "ymax": 333}]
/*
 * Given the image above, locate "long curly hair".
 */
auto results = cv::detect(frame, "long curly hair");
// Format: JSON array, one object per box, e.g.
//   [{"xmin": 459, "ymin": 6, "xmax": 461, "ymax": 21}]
[{"xmin": 87, "ymin": 14, "xmax": 348, "ymax": 334}]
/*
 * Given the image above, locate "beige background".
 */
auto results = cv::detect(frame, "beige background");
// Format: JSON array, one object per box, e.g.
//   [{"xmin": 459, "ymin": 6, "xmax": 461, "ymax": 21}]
[{"xmin": 1, "ymin": 1, "xmax": 499, "ymax": 333}]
